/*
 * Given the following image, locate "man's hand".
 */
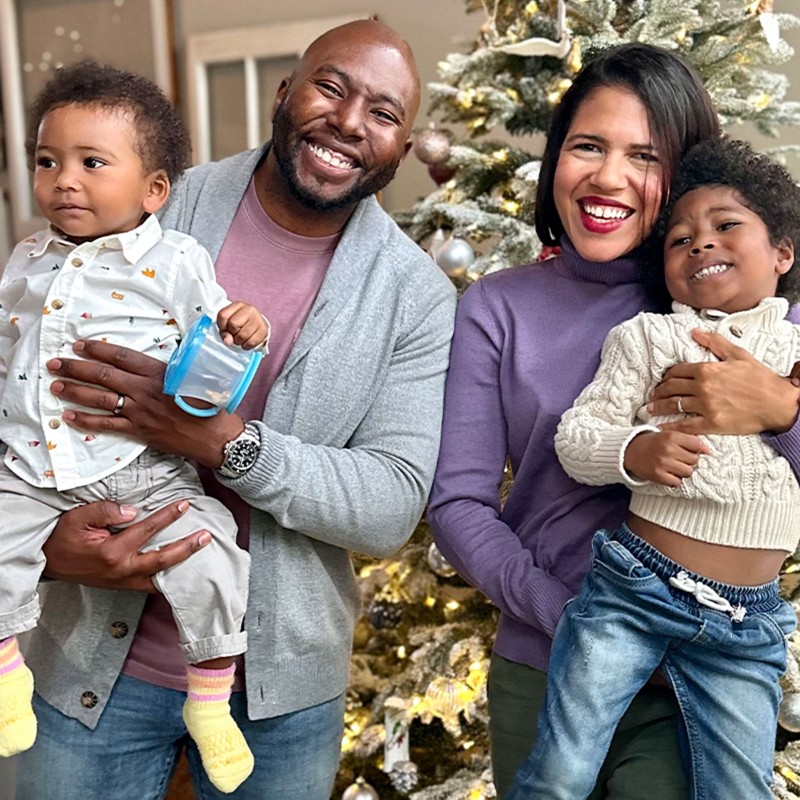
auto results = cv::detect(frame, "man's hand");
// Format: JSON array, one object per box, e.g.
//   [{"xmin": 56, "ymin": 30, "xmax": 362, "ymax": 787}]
[
  {"xmin": 648, "ymin": 330, "xmax": 800, "ymax": 435},
  {"xmin": 43, "ymin": 500, "xmax": 211, "ymax": 591},
  {"xmin": 47, "ymin": 340, "xmax": 244, "ymax": 468},
  {"xmin": 623, "ymin": 431, "xmax": 709, "ymax": 487}
]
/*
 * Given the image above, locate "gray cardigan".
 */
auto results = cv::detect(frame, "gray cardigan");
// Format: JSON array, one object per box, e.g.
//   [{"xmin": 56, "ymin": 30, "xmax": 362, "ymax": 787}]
[{"xmin": 27, "ymin": 145, "xmax": 456, "ymax": 725}]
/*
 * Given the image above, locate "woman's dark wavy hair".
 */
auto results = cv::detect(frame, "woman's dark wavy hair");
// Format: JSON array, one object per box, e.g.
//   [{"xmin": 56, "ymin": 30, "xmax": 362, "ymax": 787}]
[
  {"xmin": 643, "ymin": 135, "xmax": 800, "ymax": 307},
  {"xmin": 534, "ymin": 43, "xmax": 720, "ymax": 249},
  {"xmin": 26, "ymin": 61, "xmax": 190, "ymax": 183}
]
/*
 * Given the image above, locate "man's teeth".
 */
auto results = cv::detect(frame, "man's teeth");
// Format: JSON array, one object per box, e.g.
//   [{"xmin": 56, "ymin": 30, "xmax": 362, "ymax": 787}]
[
  {"xmin": 581, "ymin": 203, "xmax": 631, "ymax": 220},
  {"xmin": 692, "ymin": 263, "xmax": 732, "ymax": 281},
  {"xmin": 308, "ymin": 143, "xmax": 355, "ymax": 169}
]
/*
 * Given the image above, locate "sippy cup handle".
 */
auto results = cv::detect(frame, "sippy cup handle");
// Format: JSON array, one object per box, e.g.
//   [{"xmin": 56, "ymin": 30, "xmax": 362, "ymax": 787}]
[{"xmin": 173, "ymin": 394, "xmax": 220, "ymax": 417}]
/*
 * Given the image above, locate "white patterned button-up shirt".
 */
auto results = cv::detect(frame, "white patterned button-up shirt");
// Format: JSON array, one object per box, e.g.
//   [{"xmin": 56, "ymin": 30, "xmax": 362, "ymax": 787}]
[{"xmin": 0, "ymin": 215, "xmax": 230, "ymax": 490}]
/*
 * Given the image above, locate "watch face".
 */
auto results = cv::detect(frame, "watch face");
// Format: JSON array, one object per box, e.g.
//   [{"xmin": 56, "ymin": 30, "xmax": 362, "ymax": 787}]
[
  {"xmin": 220, "ymin": 426, "xmax": 260, "ymax": 477},
  {"xmin": 228, "ymin": 440, "xmax": 259, "ymax": 472}
]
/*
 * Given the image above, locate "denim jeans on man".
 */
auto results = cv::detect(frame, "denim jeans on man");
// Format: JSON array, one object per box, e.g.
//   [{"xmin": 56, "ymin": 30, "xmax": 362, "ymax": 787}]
[
  {"xmin": 15, "ymin": 675, "xmax": 345, "ymax": 800},
  {"xmin": 505, "ymin": 524, "xmax": 796, "ymax": 800}
]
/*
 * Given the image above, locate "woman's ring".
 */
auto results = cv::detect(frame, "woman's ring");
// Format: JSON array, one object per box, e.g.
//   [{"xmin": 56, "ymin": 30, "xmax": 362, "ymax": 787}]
[
  {"xmin": 113, "ymin": 394, "xmax": 125, "ymax": 415},
  {"xmin": 677, "ymin": 396, "xmax": 685, "ymax": 415}
]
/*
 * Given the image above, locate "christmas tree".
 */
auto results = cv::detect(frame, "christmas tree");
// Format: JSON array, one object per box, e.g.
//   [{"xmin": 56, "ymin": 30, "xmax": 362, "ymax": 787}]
[{"xmin": 336, "ymin": 3, "xmax": 800, "ymax": 799}]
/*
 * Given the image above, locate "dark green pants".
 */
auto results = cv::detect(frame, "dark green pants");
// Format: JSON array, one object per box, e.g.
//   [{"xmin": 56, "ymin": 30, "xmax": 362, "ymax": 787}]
[{"xmin": 488, "ymin": 653, "xmax": 689, "ymax": 799}]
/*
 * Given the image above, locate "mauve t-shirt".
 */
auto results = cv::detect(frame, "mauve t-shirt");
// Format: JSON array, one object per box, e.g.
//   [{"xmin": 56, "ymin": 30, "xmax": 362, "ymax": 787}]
[{"xmin": 122, "ymin": 178, "xmax": 339, "ymax": 691}]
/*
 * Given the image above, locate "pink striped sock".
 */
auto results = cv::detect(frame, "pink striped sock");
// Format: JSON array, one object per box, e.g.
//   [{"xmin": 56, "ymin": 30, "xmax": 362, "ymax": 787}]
[
  {"xmin": 186, "ymin": 664, "xmax": 235, "ymax": 703},
  {"xmin": 183, "ymin": 663, "xmax": 253, "ymax": 792},
  {"xmin": 0, "ymin": 636, "xmax": 37, "ymax": 756},
  {"xmin": 0, "ymin": 638, "xmax": 23, "ymax": 677}
]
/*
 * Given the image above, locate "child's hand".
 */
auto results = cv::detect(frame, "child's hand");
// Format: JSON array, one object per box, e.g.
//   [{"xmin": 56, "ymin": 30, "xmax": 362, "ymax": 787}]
[
  {"xmin": 217, "ymin": 302, "xmax": 270, "ymax": 350},
  {"xmin": 623, "ymin": 431, "xmax": 709, "ymax": 488}
]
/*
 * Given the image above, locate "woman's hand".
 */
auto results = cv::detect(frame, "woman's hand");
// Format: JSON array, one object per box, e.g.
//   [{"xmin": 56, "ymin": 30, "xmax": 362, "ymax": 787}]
[
  {"xmin": 47, "ymin": 339, "xmax": 244, "ymax": 468},
  {"xmin": 648, "ymin": 330, "xmax": 800, "ymax": 435},
  {"xmin": 43, "ymin": 500, "xmax": 211, "ymax": 591}
]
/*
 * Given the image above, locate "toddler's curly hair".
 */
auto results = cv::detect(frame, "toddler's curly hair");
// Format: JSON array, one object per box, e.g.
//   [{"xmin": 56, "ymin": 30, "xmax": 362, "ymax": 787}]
[
  {"xmin": 644, "ymin": 135, "xmax": 800, "ymax": 308},
  {"xmin": 26, "ymin": 61, "xmax": 190, "ymax": 184}
]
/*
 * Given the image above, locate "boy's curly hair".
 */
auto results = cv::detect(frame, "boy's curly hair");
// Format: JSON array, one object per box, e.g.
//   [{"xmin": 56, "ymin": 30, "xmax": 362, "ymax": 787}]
[
  {"xmin": 643, "ymin": 135, "xmax": 800, "ymax": 309},
  {"xmin": 25, "ymin": 61, "xmax": 190, "ymax": 184}
]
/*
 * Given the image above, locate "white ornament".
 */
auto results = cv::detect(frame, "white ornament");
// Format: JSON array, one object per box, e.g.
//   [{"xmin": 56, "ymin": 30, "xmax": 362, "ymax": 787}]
[
  {"xmin": 383, "ymin": 707, "xmax": 410, "ymax": 773},
  {"xmin": 427, "ymin": 228, "xmax": 447, "ymax": 262},
  {"xmin": 760, "ymin": 12, "xmax": 780, "ymax": 52},
  {"xmin": 435, "ymin": 237, "xmax": 475, "ymax": 277},
  {"xmin": 497, "ymin": 0, "xmax": 571, "ymax": 58}
]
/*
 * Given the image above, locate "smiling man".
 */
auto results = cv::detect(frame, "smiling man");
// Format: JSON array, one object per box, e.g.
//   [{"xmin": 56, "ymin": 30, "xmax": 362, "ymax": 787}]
[{"xmin": 16, "ymin": 19, "xmax": 456, "ymax": 800}]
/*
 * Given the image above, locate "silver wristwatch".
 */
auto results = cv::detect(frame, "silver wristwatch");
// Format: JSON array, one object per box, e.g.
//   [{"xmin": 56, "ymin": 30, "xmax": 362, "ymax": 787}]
[{"xmin": 217, "ymin": 422, "xmax": 261, "ymax": 478}]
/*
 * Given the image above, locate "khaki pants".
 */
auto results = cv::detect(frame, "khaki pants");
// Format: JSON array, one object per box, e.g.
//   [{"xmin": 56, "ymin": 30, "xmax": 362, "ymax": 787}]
[{"xmin": 0, "ymin": 450, "xmax": 249, "ymax": 663}]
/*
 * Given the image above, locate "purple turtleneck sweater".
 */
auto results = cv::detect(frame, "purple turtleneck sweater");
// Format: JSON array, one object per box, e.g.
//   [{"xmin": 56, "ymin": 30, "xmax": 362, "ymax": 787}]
[{"xmin": 427, "ymin": 240, "xmax": 800, "ymax": 674}]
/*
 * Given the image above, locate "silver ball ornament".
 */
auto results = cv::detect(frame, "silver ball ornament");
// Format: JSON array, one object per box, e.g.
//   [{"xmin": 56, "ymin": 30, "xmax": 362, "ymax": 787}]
[
  {"xmin": 342, "ymin": 777, "xmax": 379, "ymax": 800},
  {"xmin": 779, "ymin": 692, "xmax": 800, "ymax": 732},
  {"xmin": 413, "ymin": 128, "xmax": 452, "ymax": 165},
  {"xmin": 427, "ymin": 541, "xmax": 456, "ymax": 578},
  {"xmin": 435, "ymin": 237, "xmax": 475, "ymax": 277}
]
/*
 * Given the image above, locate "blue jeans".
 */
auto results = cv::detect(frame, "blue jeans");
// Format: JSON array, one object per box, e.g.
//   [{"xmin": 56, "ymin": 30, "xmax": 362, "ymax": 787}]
[
  {"xmin": 506, "ymin": 525, "xmax": 796, "ymax": 800},
  {"xmin": 15, "ymin": 675, "xmax": 345, "ymax": 800}
]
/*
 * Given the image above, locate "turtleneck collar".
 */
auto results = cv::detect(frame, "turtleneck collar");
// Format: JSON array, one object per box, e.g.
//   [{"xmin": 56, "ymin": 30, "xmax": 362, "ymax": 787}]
[{"xmin": 557, "ymin": 237, "xmax": 644, "ymax": 287}]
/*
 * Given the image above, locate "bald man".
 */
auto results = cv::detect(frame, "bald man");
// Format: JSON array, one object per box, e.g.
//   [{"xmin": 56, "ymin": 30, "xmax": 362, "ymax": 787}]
[{"xmin": 16, "ymin": 20, "xmax": 455, "ymax": 800}]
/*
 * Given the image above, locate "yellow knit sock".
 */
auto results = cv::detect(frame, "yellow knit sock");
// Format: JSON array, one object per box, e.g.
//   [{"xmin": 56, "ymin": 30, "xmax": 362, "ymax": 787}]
[
  {"xmin": 0, "ymin": 637, "xmax": 36, "ymax": 757},
  {"xmin": 183, "ymin": 664, "xmax": 253, "ymax": 794}
]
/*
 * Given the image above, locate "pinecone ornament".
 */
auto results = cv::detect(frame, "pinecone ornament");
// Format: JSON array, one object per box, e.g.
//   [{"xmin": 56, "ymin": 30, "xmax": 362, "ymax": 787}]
[
  {"xmin": 389, "ymin": 760, "xmax": 419, "ymax": 794},
  {"xmin": 366, "ymin": 596, "xmax": 403, "ymax": 629}
]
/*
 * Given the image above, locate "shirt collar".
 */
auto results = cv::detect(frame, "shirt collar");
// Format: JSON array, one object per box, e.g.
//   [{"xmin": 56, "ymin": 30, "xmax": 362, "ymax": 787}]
[
  {"xmin": 26, "ymin": 215, "xmax": 163, "ymax": 263},
  {"xmin": 672, "ymin": 296, "xmax": 789, "ymax": 330}
]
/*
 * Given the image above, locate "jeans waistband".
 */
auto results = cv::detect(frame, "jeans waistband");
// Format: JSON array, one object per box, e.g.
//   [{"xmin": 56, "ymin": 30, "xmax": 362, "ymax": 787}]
[{"xmin": 611, "ymin": 523, "xmax": 781, "ymax": 613}]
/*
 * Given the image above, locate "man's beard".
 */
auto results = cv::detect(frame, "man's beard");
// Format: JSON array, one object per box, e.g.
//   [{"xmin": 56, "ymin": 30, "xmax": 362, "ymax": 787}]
[{"xmin": 271, "ymin": 101, "xmax": 401, "ymax": 212}]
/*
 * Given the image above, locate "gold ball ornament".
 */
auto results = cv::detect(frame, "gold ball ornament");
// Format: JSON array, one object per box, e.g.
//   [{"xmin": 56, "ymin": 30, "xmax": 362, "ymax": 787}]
[
  {"xmin": 427, "ymin": 541, "xmax": 456, "ymax": 577},
  {"xmin": 425, "ymin": 676, "xmax": 460, "ymax": 717},
  {"xmin": 413, "ymin": 128, "xmax": 452, "ymax": 165},
  {"xmin": 342, "ymin": 777, "xmax": 380, "ymax": 800}
]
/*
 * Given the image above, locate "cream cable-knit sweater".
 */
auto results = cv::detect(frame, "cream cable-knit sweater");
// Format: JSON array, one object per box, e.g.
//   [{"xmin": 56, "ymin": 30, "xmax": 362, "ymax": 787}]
[{"xmin": 556, "ymin": 296, "xmax": 800, "ymax": 553}]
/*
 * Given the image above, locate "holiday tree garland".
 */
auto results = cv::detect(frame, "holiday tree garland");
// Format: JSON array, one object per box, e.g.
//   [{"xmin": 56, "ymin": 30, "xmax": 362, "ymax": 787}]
[{"xmin": 337, "ymin": 2, "xmax": 800, "ymax": 798}]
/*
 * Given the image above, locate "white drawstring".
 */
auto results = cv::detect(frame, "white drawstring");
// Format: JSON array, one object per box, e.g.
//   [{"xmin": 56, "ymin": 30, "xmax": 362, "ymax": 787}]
[{"xmin": 668, "ymin": 570, "xmax": 747, "ymax": 623}]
